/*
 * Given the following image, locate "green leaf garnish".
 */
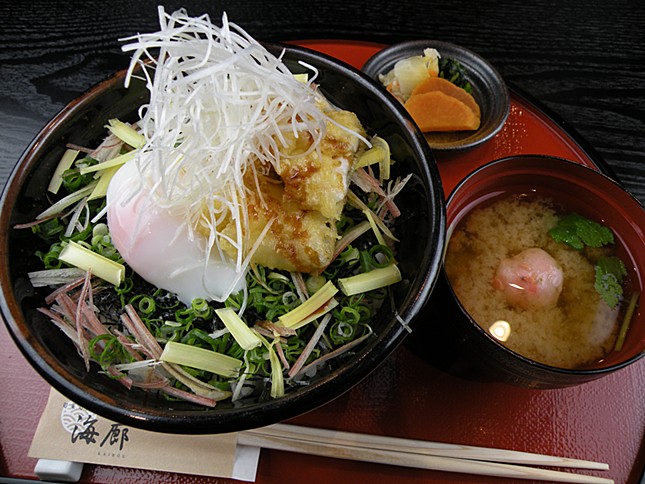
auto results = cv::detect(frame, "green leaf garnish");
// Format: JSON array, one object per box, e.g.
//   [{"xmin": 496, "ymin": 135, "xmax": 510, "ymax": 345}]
[
  {"xmin": 549, "ymin": 213, "xmax": 614, "ymax": 250},
  {"xmin": 594, "ymin": 256, "xmax": 627, "ymax": 309},
  {"xmin": 438, "ymin": 57, "xmax": 473, "ymax": 93},
  {"xmin": 550, "ymin": 214, "xmax": 627, "ymax": 307}
]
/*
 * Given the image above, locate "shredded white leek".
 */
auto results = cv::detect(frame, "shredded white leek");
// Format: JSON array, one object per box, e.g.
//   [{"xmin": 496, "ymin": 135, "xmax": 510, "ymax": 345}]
[
  {"xmin": 63, "ymin": 196, "xmax": 90, "ymax": 238},
  {"xmin": 116, "ymin": 7, "xmax": 348, "ymax": 295},
  {"xmin": 112, "ymin": 359, "xmax": 159, "ymax": 372}
]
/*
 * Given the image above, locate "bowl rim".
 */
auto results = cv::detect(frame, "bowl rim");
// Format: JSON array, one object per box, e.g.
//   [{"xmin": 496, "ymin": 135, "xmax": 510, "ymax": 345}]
[
  {"xmin": 0, "ymin": 42, "xmax": 446, "ymax": 433},
  {"xmin": 444, "ymin": 154, "xmax": 645, "ymax": 376},
  {"xmin": 361, "ymin": 39, "xmax": 510, "ymax": 152}
]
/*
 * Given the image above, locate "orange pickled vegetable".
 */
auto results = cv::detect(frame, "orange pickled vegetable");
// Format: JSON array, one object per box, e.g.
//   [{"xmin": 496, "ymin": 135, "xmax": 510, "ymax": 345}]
[
  {"xmin": 411, "ymin": 76, "xmax": 481, "ymax": 118},
  {"xmin": 404, "ymin": 91, "xmax": 481, "ymax": 132}
]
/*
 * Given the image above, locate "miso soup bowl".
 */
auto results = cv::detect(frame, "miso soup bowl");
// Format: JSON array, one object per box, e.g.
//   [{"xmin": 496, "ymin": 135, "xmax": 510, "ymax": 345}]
[
  {"xmin": 0, "ymin": 43, "xmax": 445, "ymax": 433},
  {"xmin": 429, "ymin": 155, "xmax": 645, "ymax": 389}
]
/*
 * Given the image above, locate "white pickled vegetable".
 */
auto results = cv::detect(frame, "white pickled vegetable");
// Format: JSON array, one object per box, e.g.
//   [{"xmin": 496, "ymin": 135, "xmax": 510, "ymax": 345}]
[{"xmin": 379, "ymin": 48, "xmax": 441, "ymax": 101}]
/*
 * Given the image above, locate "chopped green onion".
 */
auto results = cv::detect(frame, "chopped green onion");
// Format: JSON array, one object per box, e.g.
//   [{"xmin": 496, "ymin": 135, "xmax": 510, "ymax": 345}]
[
  {"xmin": 192, "ymin": 298, "xmax": 213, "ymax": 319},
  {"xmin": 133, "ymin": 295, "xmax": 156, "ymax": 315},
  {"xmin": 174, "ymin": 307, "xmax": 196, "ymax": 324},
  {"xmin": 62, "ymin": 158, "xmax": 97, "ymax": 192},
  {"xmin": 338, "ymin": 306, "xmax": 361, "ymax": 325},
  {"xmin": 107, "ymin": 119, "xmax": 145, "ymax": 149},
  {"xmin": 88, "ymin": 334, "xmax": 132, "ymax": 371},
  {"xmin": 305, "ymin": 275, "xmax": 327, "ymax": 295},
  {"xmin": 215, "ymin": 307, "xmax": 262, "ymax": 350},
  {"xmin": 160, "ymin": 341, "xmax": 242, "ymax": 378},
  {"xmin": 58, "ymin": 240, "xmax": 125, "ymax": 286},
  {"xmin": 338, "ymin": 264, "xmax": 402, "ymax": 296},
  {"xmin": 367, "ymin": 245, "xmax": 394, "ymax": 268},
  {"xmin": 93, "ymin": 223, "xmax": 108, "ymax": 237},
  {"xmin": 48, "ymin": 149, "xmax": 79, "ymax": 194},
  {"xmin": 278, "ymin": 280, "xmax": 339, "ymax": 328}
]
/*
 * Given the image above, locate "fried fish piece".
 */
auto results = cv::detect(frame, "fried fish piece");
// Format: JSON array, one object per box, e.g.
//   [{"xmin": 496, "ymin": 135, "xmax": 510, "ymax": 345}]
[
  {"xmin": 276, "ymin": 109, "xmax": 365, "ymax": 220},
  {"xmin": 219, "ymin": 173, "xmax": 338, "ymax": 274},
  {"xmin": 216, "ymin": 108, "xmax": 365, "ymax": 274}
]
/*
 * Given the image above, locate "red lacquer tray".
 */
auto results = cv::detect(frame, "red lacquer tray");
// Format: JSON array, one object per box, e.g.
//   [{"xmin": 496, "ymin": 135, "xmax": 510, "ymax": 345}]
[{"xmin": 1, "ymin": 40, "xmax": 644, "ymax": 484}]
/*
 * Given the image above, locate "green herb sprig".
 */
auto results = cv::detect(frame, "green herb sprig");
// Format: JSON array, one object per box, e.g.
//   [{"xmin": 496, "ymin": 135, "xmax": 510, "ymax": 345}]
[
  {"xmin": 549, "ymin": 213, "xmax": 625, "ymax": 308},
  {"xmin": 594, "ymin": 256, "xmax": 628, "ymax": 309},
  {"xmin": 548, "ymin": 213, "xmax": 614, "ymax": 250}
]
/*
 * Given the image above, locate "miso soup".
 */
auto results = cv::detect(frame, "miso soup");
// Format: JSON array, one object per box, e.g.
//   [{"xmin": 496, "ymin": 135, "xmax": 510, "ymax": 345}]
[{"xmin": 445, "ymin": 193, "xmax": 634, "ymax": 369}]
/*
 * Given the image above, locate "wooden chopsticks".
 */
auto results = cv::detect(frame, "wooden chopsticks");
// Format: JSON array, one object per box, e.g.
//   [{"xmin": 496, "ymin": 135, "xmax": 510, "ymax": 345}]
[{"xmin": 238, "ymin": 423, "xmax": 613, "ymax": 483}]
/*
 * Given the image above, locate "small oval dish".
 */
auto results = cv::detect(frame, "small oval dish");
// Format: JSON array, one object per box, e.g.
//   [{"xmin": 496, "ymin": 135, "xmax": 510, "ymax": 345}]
[{"xmin": 362, "ymin": 40, "xmax": 510, "ymax": 152}]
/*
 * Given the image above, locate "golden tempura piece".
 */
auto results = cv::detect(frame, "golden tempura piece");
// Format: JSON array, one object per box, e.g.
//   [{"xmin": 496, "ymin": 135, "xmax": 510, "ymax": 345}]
[
  {"xmin": 219, "ymin": 174, "xmax": 337, "ymax": 273},
  {"xmin": 215, "ymin": 108, "xmax": 365, "ymax": 274},
  {"xmin": 275, "ymin": 110, "xmax": 365, "ymax": 220}
]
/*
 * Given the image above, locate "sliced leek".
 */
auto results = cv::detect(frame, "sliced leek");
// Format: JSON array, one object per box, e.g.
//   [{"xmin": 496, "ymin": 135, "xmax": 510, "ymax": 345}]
[
  {"xmin": 58, "ymin": 241, "xmax": 125, "ymax": 286},
  {"xmin": 160, "ymin": 341, "xmax": 242, "ymax": 378},
  {"xmin": 107, "ymin": 119, "xmax": 145, "ymax": 149},
  {"xmin": 89, "ymin": 165, "xmax": 121, "ymax": 200},
  {"xmin": 215, "ymin": 307, "xmax": 262, "ymax": 350},
  {"xmin": 27, "ymin": 267, "xmax": 87, "ymax": 287},
  {"xmin": 293, "ymin": 73, "xmax": 308, "ymax": 83},
  {"xmin": 278, "ymin": 281, "xmax": 339, "ymax": 328},
  {"xmin": 79, "ymin": 150, "xmax": 137, "ymax": 175},
  {"xmin": 338, "ymin": 264, "xmax": 402, "ymax": 296},
  {"xmin": 267, "ymin": 341, "xmax": 285, "ymax": 398},
  {"xmin": 47, "ymin": 148, "xmax": 79, "ymax": 194},
  {"xmin": 355, "ymin": 136, "xmax": 390, "ymax": 178},
  {"xmin": 289, "ymin": 298, "xmax": 339, "ymax": 330}
]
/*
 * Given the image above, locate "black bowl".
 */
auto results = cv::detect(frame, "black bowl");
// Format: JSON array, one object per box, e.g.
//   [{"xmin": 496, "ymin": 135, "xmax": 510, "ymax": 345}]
[
  {"xmin": 0, "ymin": 43, "xmax": 445, "ymax": 433},
  {"xmin": 362, "ymin": 40, "xmax": 510, "ymax": 152}
]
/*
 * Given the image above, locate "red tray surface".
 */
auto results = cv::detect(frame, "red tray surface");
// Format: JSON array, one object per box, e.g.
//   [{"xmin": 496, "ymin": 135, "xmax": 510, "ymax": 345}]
[{"xmin": 1, "ymin": 40, "xmax": 644, "ymax": 484}]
